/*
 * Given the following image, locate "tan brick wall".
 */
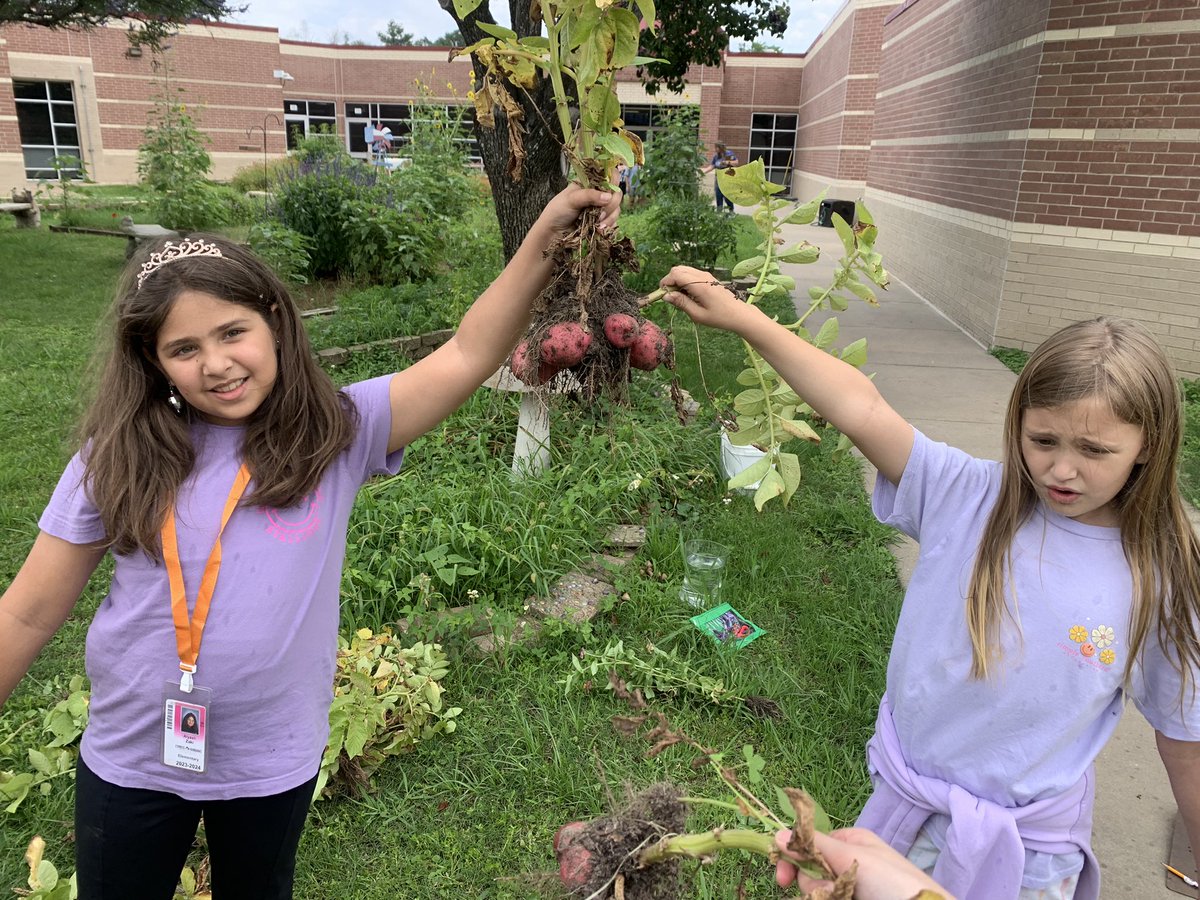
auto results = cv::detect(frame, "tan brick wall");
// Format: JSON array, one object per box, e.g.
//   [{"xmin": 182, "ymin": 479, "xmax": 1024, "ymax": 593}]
[
  {"xmin": 866, "ymin": 189, "xmax": 1011, "ymax": 346},
  {"xmin": 997, "ymin": 232, "xmax": 1200, "ymax": 376}
]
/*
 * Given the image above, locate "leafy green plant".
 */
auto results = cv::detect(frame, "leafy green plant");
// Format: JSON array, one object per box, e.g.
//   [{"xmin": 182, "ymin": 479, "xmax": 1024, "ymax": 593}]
[
  {"xmin": 638, "ymin": 105, "xmax": 703, "ymax": 201},
  {"xmin": 35, "ymin": 155, "xmax": 89, "ymax": 228},
  {"xmin": 247, "ymin": 222, "xmax": 313, "ymax": 285},
  {"xmin": 317, "ymin": 628, "xmax": 461, "ymax": 799},
  {"xmin": 0, "ymin": 675, "xmax": 88, "ymax": 814},
  {"xmin": 710, "ymin": 160, "xmax": 889, "ymax": 510},
  {"xmin": 562, "ymin": 639, "xmax": 738, "ymax": 704},
  {"xmin": 137, "ymin": 55, "xmax": 223, "ymax": 231},
  {"xmin": 229, "ymin": 155, "xmax": 298, "ymax": 193},
  {"xmin": 17, "ymin": 837, "xmax": 76, "ymax": 900}
]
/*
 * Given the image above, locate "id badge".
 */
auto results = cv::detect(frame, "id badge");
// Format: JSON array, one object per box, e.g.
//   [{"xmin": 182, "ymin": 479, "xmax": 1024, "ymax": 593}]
[{"xmin": 161, "ymin": 681, "xmax": 212, "ymax": 773}]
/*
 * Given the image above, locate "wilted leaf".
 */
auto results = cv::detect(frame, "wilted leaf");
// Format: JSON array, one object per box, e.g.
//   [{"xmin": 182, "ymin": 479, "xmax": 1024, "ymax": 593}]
[
  {"xmin": 727, "ymin": 455, "xmax": 771, "ymax": 491},
  {"xmin": 752, "ymin": 468, "xmax": 786, "ymax": 511}
]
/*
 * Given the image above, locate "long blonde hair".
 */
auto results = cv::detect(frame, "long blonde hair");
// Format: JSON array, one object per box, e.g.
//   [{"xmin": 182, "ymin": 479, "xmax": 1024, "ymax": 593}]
[
  {"xmin": 78, "ymin": 234, "xmax": 358, "ymax": 558},
  {"xmin": 967, "ymin": 318, "xmax": 1200, "ymax": 704}
]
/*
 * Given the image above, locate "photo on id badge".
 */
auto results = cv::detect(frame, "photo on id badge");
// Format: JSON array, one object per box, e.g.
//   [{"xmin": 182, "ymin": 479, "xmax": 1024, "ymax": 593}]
[{"xmin": 163, "ymin": 690, "xmax": 210, "ymax": 772}]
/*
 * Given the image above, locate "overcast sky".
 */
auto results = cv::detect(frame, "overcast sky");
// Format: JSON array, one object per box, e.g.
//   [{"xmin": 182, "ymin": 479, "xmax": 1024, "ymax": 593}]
[{"xmin": 228, "ymin": 0, "xmax": 846, "ymax": 54}]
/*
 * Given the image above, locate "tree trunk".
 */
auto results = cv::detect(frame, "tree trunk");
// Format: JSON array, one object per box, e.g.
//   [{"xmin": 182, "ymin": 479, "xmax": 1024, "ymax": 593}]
[{"xmin": 441, "ymin": 0, "xmax": 570, "ymax": 262}]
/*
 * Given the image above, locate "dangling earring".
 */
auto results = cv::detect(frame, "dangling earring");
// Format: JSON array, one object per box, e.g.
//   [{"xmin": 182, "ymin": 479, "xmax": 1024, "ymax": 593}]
[{"xmin": 166, "ymin": 384, "xmax": 183, "ymax": 415}]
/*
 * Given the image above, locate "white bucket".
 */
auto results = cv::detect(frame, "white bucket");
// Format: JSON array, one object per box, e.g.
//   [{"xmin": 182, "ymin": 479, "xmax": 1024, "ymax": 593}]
[{"xmin": 720, "ymin": 431, "xmax": 767, "ymax": 493}]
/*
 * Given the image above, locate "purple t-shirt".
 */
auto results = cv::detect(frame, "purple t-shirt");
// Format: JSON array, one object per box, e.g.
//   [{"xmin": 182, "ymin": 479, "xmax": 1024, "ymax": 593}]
[
  {"xmin": 875, "ymin": 430, "xmax": 1200, "ymax": 808},
  {"xmin": 38, "ymin": 375, "xmax": 402, "ymax": 800}
]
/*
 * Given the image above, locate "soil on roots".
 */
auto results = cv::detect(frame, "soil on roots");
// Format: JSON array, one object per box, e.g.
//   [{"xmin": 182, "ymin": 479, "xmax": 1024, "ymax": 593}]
[
  {"xmin": 568, "ymin": 783, "xmax": 688, "ymax": 899},
  {"xmin": 525, "ymin": 207, "xmax": 665, "ymax": 402}
]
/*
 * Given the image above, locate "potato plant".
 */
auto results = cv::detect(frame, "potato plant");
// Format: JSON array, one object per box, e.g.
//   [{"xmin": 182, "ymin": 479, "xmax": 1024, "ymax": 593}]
[
  {"xmin": 715, "ymin": 160, "xmax": 890, "ymax": 511},
  {"xmin": 452, "ymin": 0, "xmax": 677, "ymax": 399}
]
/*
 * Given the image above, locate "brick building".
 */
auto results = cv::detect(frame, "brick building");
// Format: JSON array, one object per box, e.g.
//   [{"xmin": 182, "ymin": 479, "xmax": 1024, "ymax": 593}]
[{"xmin": 2, "ymin": 0, "xmax": 1197, "ymax": 372}]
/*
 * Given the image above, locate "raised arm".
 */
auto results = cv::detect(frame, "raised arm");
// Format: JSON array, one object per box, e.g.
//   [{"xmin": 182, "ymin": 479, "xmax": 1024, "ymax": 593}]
[
  {"xmin": 661, "ymin": 266, "xmax": 915, "ymax": 484},
  {"xmin": 0, "ymin": 532, "xmax": 105, "ymax": 706},
  {"xmin": 384, "ymin": 185, "xmax": 620, "ymax": 454},
  {"xmin": 1157, "ymin": 731, "xmax": 1200, "ymax": 881}
]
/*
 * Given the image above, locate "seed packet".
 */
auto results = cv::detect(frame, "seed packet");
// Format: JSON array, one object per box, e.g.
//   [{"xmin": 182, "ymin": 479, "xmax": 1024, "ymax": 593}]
[{"xmin": 690, "ymin": 603, "xmax": 764, "ymax": 649}]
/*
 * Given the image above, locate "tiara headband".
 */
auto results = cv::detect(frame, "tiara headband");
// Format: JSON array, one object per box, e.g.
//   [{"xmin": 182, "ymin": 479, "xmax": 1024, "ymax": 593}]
[{"xmin": 136, "ymin": 238, "xmax": 224, "ymax": 290}]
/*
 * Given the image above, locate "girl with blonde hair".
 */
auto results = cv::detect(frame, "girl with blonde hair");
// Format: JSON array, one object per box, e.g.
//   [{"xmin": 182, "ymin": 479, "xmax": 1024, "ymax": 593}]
[{"xmin": 660, "ymin": 266, "xmax": 1200, "ymax": 900}]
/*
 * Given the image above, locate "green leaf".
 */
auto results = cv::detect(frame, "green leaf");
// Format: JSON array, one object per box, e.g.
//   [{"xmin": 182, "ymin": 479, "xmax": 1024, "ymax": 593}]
[
  {"xmin": 778, "ymin": 451, "xmax": 802, "ymax": 504},
  {"xmin": 631, "ymin": 55, "xmax": 667, "ymax": 64},
  {"xmin": 36, "ymin": 860, "xmax": 58, "ymax": 891},
  {"xmin": 452, "ymin": 0, "xmax": 483, "ymax": 18},
  {"xmin": 776, "ymin": 242, "xmax": 820, "ymax": 264},
  {"xmin": 634, "ymin": 0, "xmax": 657, "ymax": 33},
  {"xmin": 715, "ymin": 158, "xmax": 770, "ymax": 206},
  {"xmin": 476, "ymin": 21, "xmax": 518, "ymax": 41},
  {"xmin": 808, "ymin": 285, "xmax": 825, "ymax": 302},
  {"xmin": 813, "ymin": 316, "xmax": 838, "ymax": 349},
  {"xmin": 784, "ymin": 190, "xmax": 826, "ymax": 224},
  {"xmin": 584, "ymin": 85, "xmax": 620, "ymax": 132},
  {"xmin": 840, "ymin": 337, "xmax": 868, "ymax": 368},
  {"xmin": 569, "ymin": 1, "xmax": 602, "ymax": 50},
  {"xmin": 726, "ymin": 422, "xmax": 768, "ymax": 446},
  {"xmin": 829, "ymin": 293, "xmax": 849, "ymax": 311},
  {"xmin": 519, "ymin": 35, "xmax": 551, "ymax": 49},
  {"xmin": 27, "ymin": 749, "xmax": 53, "ymax": 776},
  {"xmin": 742, "ymin": 744, "xmax": 766, "ymax": 786},
  {"xmin": 735, "ymin": 368, "xmax": 760, "ymax": 386},
  {"xmin": 855, "ymin": 202, "xmax": 874, "ymax": 226},
  {"xmin": 846, "ymin": 280, "xmax": 877, "ymax": 305},
  {"xmin": 832, "ymin": 213, "xmax": 855, "ymax": 256},
  {"xmin": 608, "ymin": 8, "xmax": 641, "ymax": 68},
  {"xmin": 767, "ymin": 273, "xmax": 796, "ymax": 290},
  {"xmin": 775, "ymin": 786, "xmax": 797, "ymax": 825},
  {"xmin": 731, "ymin": 256, "xmax": 766, "ymax": 278},
  {"xmin": 727, "ymin": 455, "xmax": 771, "ymax": 491},
  {"xmin": 733, "ymin": 387, "xmax": 767, "ymax": 415},
  {"xmin": 776, "ymin": 417, "xmax": 821, "ymax": 443},
  {"xmin": 596, "ymin": 133, "xmax": 633, "ymax": 165},
  {"xmin": 753, "ymin": 467, "xmax": 786, "ymax": 511}
]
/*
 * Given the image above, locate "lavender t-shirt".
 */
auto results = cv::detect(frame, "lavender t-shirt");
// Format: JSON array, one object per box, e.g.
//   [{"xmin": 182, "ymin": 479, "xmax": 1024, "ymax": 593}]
[
  {"xmin": 38, "ymin": 375, "xmax": 402, "ymax": 800},
  {"xmin": 875, "ymin": 430, "xmax": 1200, "ymax": 808}
]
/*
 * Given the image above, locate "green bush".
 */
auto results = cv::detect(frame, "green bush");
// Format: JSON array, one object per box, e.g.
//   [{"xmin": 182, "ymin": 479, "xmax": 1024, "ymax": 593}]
[
  {"xmin": 623, "ymin": 194, "xmax": 738, "ymax": 291},
  {"xmin": 229, "ymin": 156, "xmax": 298, "ymax": 193},
  {"xmin": 269, "ymin": 156, "xmax": 442, "ymax": 284},
  {"xmin": 248, "ymin": 222, "xmax": 313, "ymax": 284},
  {"xmin": 639, "ymin": 105, "xmax": 703, "ymax": 201}
]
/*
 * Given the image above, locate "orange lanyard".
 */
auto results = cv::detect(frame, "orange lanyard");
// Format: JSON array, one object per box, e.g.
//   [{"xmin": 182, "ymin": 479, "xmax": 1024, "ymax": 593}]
[{"xmin": 161, "ymin": 464, "xmax": 251, "ymax": 692}]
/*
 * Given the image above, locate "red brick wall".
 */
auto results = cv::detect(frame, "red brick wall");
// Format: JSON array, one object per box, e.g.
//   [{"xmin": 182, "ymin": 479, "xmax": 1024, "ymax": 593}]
[
  {"xmin": 796, "ymin": 4, "xmax": 891, "ymax": 185},
  {"xmin": 1018, "ymin": 0, "xmax": 1200, "ymax": 237},
  {"xmin": 0, "ymin": 36, "xmax": 18, "ymax": 159},
  {"xmin": 868, "ymin": 0, "xmax": 1049, "ymax": 219}
]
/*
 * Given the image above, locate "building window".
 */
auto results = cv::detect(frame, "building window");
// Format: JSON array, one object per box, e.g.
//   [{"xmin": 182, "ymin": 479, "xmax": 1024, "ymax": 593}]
[
  {"xmin": 344, "ymin": 102, "xmax": 481, "ymax": 163},
  {"xmin": 749, "ymin": 112, "xmax": 797, "ymax": 190},
  {"xmin": 14, "ymin": 80, "xmax": 82, "ymax": 179},
  {"xmin": 620, "ymin": 104, "xmax": 695, "ymax": 148},
  {"xmin": 283, "ymin": 99, "xmax": 337, "ymax": 149}
]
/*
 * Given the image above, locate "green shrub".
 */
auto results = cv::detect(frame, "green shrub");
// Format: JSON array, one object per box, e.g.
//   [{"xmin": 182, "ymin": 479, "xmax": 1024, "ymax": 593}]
[
  {"xmin": 624, "ymin": 194, "xmax": 737, "ymax": 291},
  {"xmin": 248, "ymin": 222, "xmax": 313, "ymax": 284},
  {"xmin": 639, "ymin": 105, "xmax": 703, "ymax": 201},
  {"xmin": 229, "ymin": 156, "xmax": 298, "ymax": 193}
]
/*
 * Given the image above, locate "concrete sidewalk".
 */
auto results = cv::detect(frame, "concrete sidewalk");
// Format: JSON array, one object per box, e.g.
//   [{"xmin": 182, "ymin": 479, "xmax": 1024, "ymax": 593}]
[{"xmin": 774, "ymin": 219, "xmax": 1183, "ymax": 898}]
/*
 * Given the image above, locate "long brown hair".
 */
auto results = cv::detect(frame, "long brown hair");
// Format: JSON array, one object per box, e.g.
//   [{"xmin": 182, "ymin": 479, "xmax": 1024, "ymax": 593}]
[
  {"xmin": 79, "ymin": 234, "xmax": 357, "ymax": 557},
  {"xmin": 966, "ymin": 318, "xmax": 1200, "ymax": 705}
]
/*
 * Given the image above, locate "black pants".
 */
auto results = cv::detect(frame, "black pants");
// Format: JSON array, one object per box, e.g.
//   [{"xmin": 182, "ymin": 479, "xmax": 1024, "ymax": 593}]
[{"xmin": 75, "ymin": 756, "xmax": 315, "ymax": 900}]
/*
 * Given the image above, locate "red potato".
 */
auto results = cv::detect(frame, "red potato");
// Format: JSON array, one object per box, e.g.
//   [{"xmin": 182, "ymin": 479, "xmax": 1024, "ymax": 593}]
[
  {"xmin": 539, "ymin": 322, "xmax": 592, "ymax": 368},
  {"xmin": 603, "ymin": 313, "xmax": 640, "ymax": 349},
  {"xmin": 553, "ymin": 821, "xmax": 592, "ymax": 890},
  {"xmin": 629, "ymin": 320, "xmax": 673, "ymax": 371},
  {"xmin": 511, "ymin": 341, "xmax": 562, "ymax": 385}
]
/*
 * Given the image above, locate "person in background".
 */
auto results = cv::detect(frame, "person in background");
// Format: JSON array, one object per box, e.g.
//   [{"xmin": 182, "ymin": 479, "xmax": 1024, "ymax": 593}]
[{"xmin": 701, "ymin": 141, "xmax": 738, "ymax": 212}]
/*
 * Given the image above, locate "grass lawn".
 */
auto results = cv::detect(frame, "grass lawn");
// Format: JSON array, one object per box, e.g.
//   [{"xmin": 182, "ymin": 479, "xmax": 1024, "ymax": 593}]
[{"xmin": 0, "ymin": 207, "xmax": 902, "ymax": 898}]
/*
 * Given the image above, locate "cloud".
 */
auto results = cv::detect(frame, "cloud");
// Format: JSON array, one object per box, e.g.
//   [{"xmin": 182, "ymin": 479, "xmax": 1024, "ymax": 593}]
[{"xmin": 231, "ymin": 0, "xmax": 833, "ymax": 50}]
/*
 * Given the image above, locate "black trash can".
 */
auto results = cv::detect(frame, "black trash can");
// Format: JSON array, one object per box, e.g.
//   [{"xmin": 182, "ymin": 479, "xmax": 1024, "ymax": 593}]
[{"xmin": 817, "ymin": 199, "xmax": 856, "ymax": 227}]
